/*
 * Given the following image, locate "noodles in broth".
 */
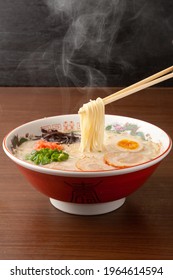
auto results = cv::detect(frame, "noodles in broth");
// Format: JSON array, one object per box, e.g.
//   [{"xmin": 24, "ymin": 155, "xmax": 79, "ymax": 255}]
[
  {"xmin": 13, "ymin": 98, "xmax": 162, "ymax": 172},
  {"xmin": 78, "ymin": 97, "xmax": 105, "ymax": 152}
]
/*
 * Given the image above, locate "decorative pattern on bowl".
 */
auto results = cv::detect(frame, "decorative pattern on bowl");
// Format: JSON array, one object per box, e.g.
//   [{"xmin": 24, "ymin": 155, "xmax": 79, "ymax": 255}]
[{"xmin": 3, "ymin": 114, "xmax": 172, "ymax": 215}]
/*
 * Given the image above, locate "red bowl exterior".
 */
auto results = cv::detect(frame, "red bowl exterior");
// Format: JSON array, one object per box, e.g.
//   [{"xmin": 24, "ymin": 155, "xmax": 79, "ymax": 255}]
[
  {"xmin": 3, "ymin": 114, "xmax": 171, "ymax": 208},
  {"xmin": 17, "ymin": 163, "xmax": 160, "ymax": 204}
]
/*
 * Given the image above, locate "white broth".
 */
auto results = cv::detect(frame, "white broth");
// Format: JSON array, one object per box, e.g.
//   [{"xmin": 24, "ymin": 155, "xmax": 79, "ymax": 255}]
[{"xmin": 13, "ymin": 130, "xmax": 162, "ymax": 172}]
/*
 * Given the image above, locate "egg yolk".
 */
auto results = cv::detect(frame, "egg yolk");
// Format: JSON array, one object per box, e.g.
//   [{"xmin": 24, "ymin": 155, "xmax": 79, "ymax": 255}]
[{"xmin": 117, "ymin": 139, "xmax": 139, "ymax": 150}]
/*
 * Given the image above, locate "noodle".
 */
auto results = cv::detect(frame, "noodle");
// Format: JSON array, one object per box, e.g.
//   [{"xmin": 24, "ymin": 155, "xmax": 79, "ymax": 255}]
[{"xmin": 78, "ymin": 97, "xmax": 105, "ymax": 152}]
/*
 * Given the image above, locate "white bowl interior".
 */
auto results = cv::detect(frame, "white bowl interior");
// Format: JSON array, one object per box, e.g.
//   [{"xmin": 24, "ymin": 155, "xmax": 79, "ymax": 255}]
[{"xmin": 3, "ymin": 114, "xmax": 172, "ymax": 177}]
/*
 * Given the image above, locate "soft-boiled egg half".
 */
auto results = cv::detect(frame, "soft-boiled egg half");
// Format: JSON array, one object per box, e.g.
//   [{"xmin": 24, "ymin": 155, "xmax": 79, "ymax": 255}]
[
  {"xmin": 114, "ymin": 135, "xmax": 143, "ymax": 152},
  {"xmin": 104, "ymin": 135, "xmax": 161, "ymax": 168}
]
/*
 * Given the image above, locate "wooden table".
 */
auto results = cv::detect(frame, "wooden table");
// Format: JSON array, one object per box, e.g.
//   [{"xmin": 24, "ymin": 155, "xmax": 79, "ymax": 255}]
[{"xmin": 0, "ymin": 87, "xmax": 173, "ymax": 260}]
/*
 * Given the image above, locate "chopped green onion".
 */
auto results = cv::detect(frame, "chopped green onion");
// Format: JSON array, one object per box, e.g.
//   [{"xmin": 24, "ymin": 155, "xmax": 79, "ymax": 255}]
[{"xmin": 26, "ymin": 148, "xmax": 69, "ymax": 165}]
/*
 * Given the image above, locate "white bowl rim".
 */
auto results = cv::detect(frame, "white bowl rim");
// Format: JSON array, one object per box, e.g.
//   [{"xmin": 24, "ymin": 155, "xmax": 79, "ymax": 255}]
[{"xmin": 3, "ymin": 114, "xmax": 172, "ymax": 178}]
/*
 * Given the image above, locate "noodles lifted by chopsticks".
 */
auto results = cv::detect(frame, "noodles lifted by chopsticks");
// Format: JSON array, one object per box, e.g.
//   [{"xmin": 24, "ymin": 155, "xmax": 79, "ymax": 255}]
[
  {"xmin": 79, "ymin": 97, "xmax": 105, "ymax": 152},
  {"xmin": 78, "ymin": 66, "xmax": 173, "ymax": 153}
]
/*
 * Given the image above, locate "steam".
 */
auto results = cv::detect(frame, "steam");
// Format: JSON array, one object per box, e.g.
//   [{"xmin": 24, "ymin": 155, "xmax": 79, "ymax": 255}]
[
  {"xmin": 14, "ymin": 0, "xmax": 173, "ymax": 87},
  {"xmin": 45, "ymin": 0, "xmax": 126, "ymax": 86}
]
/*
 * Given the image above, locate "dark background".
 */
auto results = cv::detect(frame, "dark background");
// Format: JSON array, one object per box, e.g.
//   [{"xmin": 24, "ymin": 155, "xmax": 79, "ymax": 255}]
[{"xmin": 0, "ymin": 0, "xmax": 172, "ymax": 87}]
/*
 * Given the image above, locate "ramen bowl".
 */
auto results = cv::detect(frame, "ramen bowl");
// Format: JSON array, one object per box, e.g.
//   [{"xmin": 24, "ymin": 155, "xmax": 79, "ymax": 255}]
[{"xmin": 3, "ymin": 114, "xmax": 172, "ymax": 215}]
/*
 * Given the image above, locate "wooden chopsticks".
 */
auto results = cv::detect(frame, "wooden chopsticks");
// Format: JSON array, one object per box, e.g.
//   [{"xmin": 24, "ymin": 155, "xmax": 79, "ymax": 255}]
[{"xmin": 103, "ymin": 66, "xmax": 173, "ymax": 105}]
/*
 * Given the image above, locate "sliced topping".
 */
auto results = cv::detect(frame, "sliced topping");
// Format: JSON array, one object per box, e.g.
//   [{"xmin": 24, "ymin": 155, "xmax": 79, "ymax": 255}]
[
  {"xmin": 76, "ymin": 156, "xmax": 114, "ymax": 171},
  {"xmin": 104, "ymin": 152, "xmax": 149, "ymax": 168}
]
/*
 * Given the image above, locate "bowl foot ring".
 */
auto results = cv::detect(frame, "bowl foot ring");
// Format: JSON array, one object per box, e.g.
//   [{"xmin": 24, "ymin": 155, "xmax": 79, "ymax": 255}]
[{"xmin": 49, "ymin": 197, "xmax": 126, "ymax": 215}]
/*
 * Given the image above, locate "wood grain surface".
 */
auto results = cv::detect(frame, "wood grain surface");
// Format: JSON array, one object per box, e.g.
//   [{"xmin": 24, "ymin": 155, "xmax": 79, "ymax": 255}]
[{"xmin": 0, "ymin": 87, "xmax": 173, "ymax": 260}]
